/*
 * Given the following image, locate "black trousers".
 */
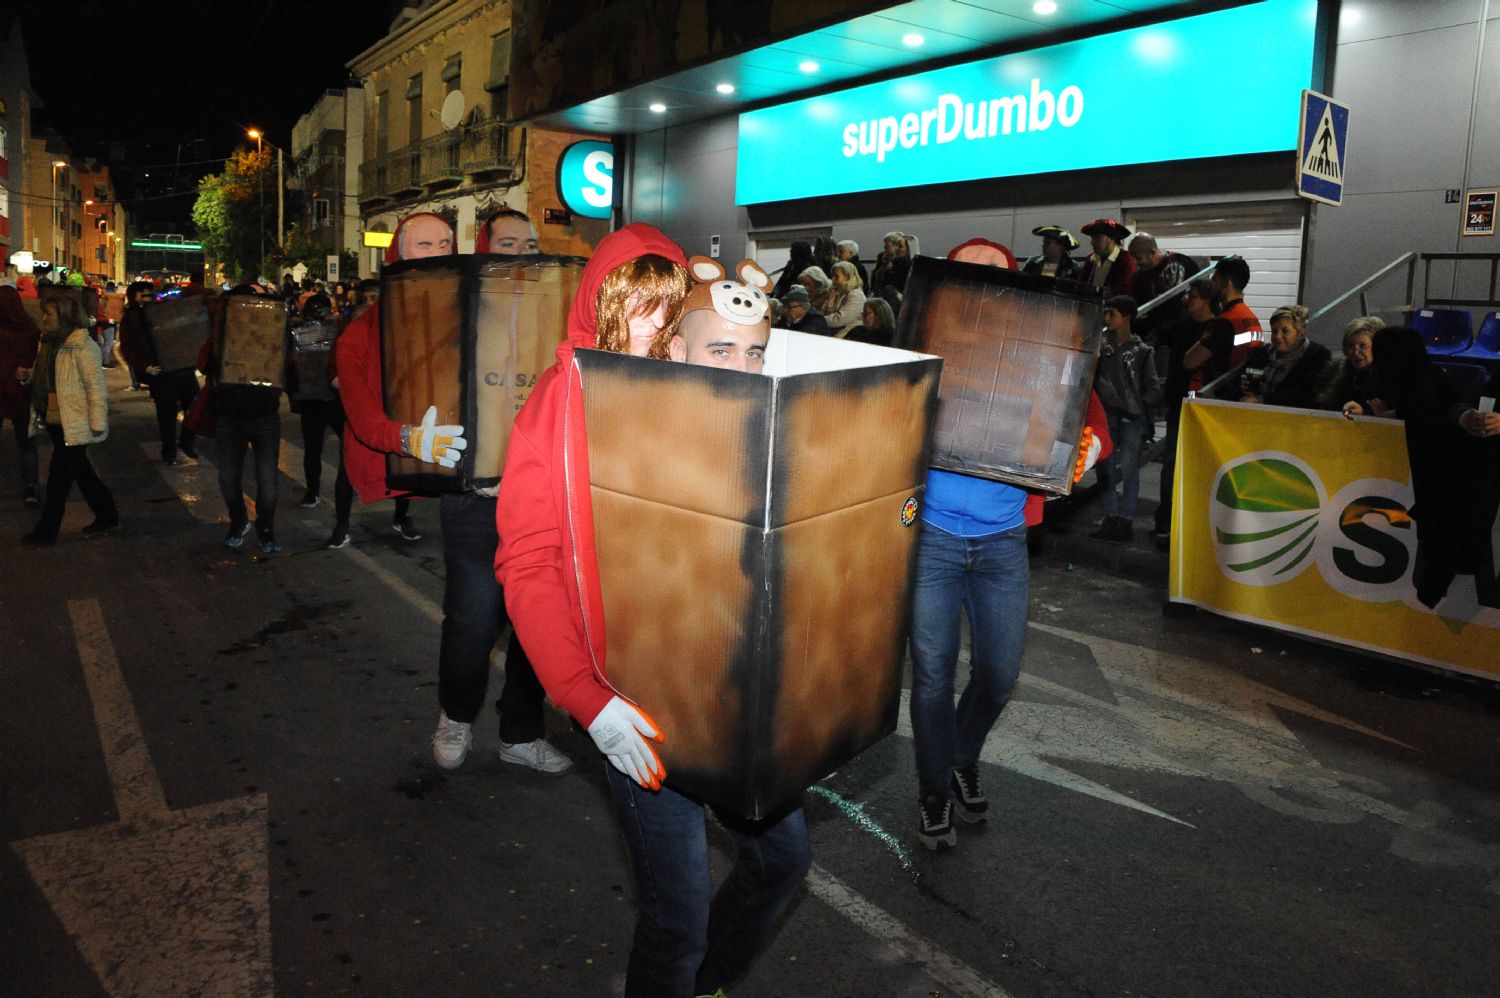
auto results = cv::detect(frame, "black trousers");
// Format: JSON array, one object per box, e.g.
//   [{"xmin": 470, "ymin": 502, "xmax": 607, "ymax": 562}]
[
  {"xmin": 298, "ymin": 400, "xmax": 355, "ymax": 529},
  {"xmin": 34, "ymin": 424, "xmax": 117, "ymax": 539},
  {"xmin": 437, "ymin": 491, "xmax": 546, "ymax": 742},
  {"xmin": 150, "ymin": 370, "xmax": 199, "ymax": 462},
  {"xmin": 4, "ymin": 415, "xmax": 39, "ymax": 493}
]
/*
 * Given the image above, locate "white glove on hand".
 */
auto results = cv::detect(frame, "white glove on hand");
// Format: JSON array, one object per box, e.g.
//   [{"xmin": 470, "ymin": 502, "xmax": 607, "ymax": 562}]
[
  {"xmin": 405, "ymin": 404, "xmax": 468, "ymax": 468},
  {"xmin": 587, "ymin": 696, "xmax": 665, "ymax": 789}
]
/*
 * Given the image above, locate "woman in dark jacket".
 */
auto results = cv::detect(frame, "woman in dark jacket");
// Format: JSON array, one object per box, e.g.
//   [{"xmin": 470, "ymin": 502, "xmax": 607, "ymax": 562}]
[
  {"xmin": 1374, "ymin": 326, "xmax": 1500, "ymax": 608},
  {"xmin": 0, "ymin": 286, "xmax": 42, "ymax": 506},
  {"xmin": 1239, "ymin": 305, "xmax": 1330, "ymax": 409},
  {"xmin": 1319, "ymin": 315, "xmax": 1385, "ymax": 415}
]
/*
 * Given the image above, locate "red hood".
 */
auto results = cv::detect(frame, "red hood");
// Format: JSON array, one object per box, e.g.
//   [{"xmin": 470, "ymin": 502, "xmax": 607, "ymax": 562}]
[{"xmin": 565, "ymin": 223, "xmax": 687, "ymax": 352}]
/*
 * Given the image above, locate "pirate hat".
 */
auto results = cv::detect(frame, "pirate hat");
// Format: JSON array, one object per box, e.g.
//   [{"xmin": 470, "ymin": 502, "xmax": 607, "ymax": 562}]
[{"xmin": 1031, "ymin": 225, "xmax": 1079, "ymax": 250}]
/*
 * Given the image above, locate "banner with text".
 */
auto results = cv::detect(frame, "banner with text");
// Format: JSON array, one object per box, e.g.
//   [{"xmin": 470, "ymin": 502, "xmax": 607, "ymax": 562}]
[
  {"xmin": 736, "ymin": 0, "xmax": 1317, "ymax": 204},
  {"xmin": 1170, "ymin": 399, "xmax": 1500, "ymax": 680}
]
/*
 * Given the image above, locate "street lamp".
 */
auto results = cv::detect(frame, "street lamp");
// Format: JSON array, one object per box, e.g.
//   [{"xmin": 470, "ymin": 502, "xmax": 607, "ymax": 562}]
[{"xmin": 245, "ymin": 127, "xmax": 284, "ymax": 270}]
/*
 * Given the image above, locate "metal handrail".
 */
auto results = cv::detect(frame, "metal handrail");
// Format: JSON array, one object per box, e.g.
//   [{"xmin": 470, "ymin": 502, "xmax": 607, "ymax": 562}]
[
  {"xmin": 1196, "ymin": 361, "xmax": 1246, "ymax": 401},
  {"xmin": 1136, "ymin": 262, "xmax": 1217, "ymax": 318},
  {"xmin": 1421, "ymin": 252, "xmax": 1500, "ymax": 308},
  {"xmin": 1307, "ymin": 251, "xmax": 1416, "ymax": 325}
]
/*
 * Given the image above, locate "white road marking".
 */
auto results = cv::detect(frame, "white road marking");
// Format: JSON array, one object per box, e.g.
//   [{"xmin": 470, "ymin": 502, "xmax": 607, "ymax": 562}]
[
  {"xmin": 10, "ymin": 598, "xmax": 273, "ymax": 997},
  {"xmin": 804, "ymin": 865, "xmax": 1013, "ymax": 998},
  {"xmin": 144, "ymin": 425, "xmax": 1016, "ymax": 994}
]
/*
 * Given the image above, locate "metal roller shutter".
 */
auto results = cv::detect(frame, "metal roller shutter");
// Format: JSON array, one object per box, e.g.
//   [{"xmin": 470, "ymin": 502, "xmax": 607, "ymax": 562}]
[{"xmin": 1126, "ymin": 201, "xmax": 1306, "ymax": 320}]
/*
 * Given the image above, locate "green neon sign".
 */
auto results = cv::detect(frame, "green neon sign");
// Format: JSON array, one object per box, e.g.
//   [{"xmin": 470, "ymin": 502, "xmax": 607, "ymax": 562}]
[{"xmin": 129, "ymin": 240, "xmax": 205, "ymax": 251}]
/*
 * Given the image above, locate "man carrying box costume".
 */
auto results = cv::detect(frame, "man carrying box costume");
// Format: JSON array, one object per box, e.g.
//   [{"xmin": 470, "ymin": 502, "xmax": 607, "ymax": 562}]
[
  {"xmin": 336, "ymin": 210, "xmax": 568, "ymax": 774},
  {"xmin": 909, "ymin": 238, "xmax": 1113, "ymax": 850},
  {"xmin": 496, "ymin": 227, "xmax": 810, "ymax": 998}
]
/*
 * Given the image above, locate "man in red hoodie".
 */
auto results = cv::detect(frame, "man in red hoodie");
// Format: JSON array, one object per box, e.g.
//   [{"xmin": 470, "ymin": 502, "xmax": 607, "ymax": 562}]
[
  {"xmin": 337, "ymin": 210, "xmax": 568, "ymax": 774},
  {"xmin": 496, "ymin": 225, "xmax": 810, "ymax": 998}
]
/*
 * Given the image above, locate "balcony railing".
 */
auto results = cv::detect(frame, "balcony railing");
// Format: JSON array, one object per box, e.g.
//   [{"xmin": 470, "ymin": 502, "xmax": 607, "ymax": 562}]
[{"xmin": 357, "ymin": 119, "xmax": 520, "ymax": 205}]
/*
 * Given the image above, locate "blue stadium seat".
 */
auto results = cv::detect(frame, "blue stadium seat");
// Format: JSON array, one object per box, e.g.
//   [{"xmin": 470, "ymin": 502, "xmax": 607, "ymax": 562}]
[
  {"xmin": 1434, "ymin": 360, "xmax": 1492, "ymax": 402},
  {"xmin": 1453, "ymin": 310, "xmax": 1500, "ymax": 365},
  {"xmin": 1411, "ymin": 308, "xmax": 1473, "ymax": 356}
]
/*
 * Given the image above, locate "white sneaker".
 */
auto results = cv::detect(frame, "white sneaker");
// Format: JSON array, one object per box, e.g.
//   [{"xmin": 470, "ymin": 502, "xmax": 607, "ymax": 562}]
[
  {"xmin": 498, "ymin": 738, "xmax": 574, "ymax": 774},
  {"xmin": 431, "ymin": 711, "xmax": 472, "ymax": 769}
]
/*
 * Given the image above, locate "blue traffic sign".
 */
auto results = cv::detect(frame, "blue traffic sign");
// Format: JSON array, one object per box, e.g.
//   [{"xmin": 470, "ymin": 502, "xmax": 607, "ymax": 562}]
[{"xmin": 1298, "ymin": 90, "xmax": 1350, "ymax": 206}]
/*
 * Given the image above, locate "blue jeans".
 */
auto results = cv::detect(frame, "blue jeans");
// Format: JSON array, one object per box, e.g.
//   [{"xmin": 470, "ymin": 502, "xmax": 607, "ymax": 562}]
[
  {"xmin": 437, "ymin": 492, "xmax": 545, "ymax": 741},
  {"xmin": 909, "ymin": 522, "xmax": 1029, "ymax": 798},
  {"xmin": 1100, "ymin": 411, "xmax": 1147, "ymax": 519},
  {"xmin": 217, "ymin": 412, "xmax": 280, "ymax": 538},
  {"xmin": 606, "ymin": 765, "xmax": 811, "ymax": 998}
]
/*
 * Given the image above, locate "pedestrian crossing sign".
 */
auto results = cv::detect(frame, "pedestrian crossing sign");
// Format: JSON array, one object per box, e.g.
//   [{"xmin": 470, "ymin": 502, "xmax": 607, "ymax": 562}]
[{"xmin": 1297, "ymin": 90, "xmax": 1350, "ymax": 206}]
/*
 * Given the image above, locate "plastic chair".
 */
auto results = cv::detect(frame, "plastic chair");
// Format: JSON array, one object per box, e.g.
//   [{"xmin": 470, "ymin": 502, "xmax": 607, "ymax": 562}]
[
  {"xmin": 1454, "ymin": 310, "xmax": 1500, "ymax": 365},
  {"xmin": 1411, "ymin": 308, "xmax": 1473, "ymax": 355},
  {"xmin": 1434, "ymin": 360, "xmax": 1492, "ymax": 402}
]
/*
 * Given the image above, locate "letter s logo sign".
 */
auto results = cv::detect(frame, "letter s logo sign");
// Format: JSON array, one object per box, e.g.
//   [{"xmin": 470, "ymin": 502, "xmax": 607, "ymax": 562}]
[
  {"xmin": 558, "ymin": 141, "xmax": 614, "ymax": 219},
  {"xmin": 581, "ymin": 151, "xmax": 613, "ymax": 209}
]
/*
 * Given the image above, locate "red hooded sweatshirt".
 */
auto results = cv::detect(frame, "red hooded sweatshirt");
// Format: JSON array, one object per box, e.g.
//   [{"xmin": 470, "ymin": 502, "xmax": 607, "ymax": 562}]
[
  {"xmin": 494, "ymin": 223, "xmax": 688, "ymax": 729},
  {"xmin": 334, "ymin": 212, "xmax": 455, "ymax": 503}
]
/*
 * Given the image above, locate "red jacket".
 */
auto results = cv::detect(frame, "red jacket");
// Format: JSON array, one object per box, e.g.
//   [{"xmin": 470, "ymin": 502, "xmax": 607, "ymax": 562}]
[
  {"xmin": 494, "ymin": 224, "xmax": 688, "ymax": 728},
  {"xmin": 0, "ymin": 288, "xmax": 40, "ymax": 422},
  {"xmin": 1021, "ymin": 390, "xmax": 1112, "ymax": 526},
  {"xmin": 333, "ymin": 302, "xmax": 411, "ymax": 504}
]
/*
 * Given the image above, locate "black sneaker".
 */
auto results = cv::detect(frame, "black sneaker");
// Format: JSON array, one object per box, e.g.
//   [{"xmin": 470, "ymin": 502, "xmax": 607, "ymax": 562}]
[
  {"xmin": 21, "ymin": 530, "xmax": 56, "ymax": 548},
  {"xmin": 81, "ymin": 517, "xmax": 119, "ymax": 535},
  {"xmin": 22, "ymin": 488, "xmax": 42, "ymax": 508},
  {"xmin": 226, "ymin": 521, "xmax": 253, "ymax": 549},
  {"xmin": 918, "ymin": 794, "xmax": 957, "ymax": 851},
  {"xmin": 392, "ymin": 516, "xmax": 422, "ymax": 541},
  {"xmin": 325, "ymin": 527, "xmax": 351, "ymax": 550},
  {"xmin": 1088, "ymin": 516, "xmax": 1118, "ymax": 541},
  {"xmin": 951, "ymin": 767, "xmax": 988, "ymax": 824},
  {"xmin": 298, "ymin": 491, "xmax": 322, "ymax": 509},
  {"xmin": 257, "ymin": 530, "xmax": 282, "ymax": 555},
  {"xmin": 179, "ymin": 444, "xmax": 199, "ymax": 460}
]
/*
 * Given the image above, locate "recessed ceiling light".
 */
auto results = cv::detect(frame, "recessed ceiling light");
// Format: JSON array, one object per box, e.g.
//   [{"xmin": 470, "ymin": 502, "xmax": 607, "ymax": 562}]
[
  {"xmin": 715, "ymin": 83, "xmax": 735, "ymax": 94},
  {"xmin": 649, "ymin": 102, "xmax": 667, "ymax": 113},
  {"xmin": 1033, "ymin": 0, "xmax": 1058, "ymax": 14},
  {"xmin": 799, "ymin": 60, "xmax": 819, "ymax": 73},
  {"xmin": 902, "ymin": 32, "xmax": 925, "ymax": 47}
]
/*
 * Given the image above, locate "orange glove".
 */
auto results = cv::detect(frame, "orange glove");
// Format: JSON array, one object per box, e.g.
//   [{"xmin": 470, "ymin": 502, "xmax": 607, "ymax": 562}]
[{"xmin": 1073, "ymin": 426, "xmax": 1098, "ymax": 483}]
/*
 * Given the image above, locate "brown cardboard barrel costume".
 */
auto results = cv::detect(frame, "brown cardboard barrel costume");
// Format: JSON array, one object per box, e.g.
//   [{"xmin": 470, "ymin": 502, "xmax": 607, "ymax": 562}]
[
  {"xmin": 895, "ymin": 256, "xmax": 1105, "ymax": 494},
  {"xmin": 576, "ymin": 330, "xmax": 942, "ymax": 819},
  {"xmin": 289, "ymin": 321, "xmax": 339, "ymax": 402},
  {"xmin": 379, "ymin": 253, "xmax": 582, "ymax": 492},
  {"xmin": 215, "ymin": 292, "xmax": 290, "ymax": 388},
  {"xmin": 142, "ymin": 295, "xmax": 212, "ymax": 373}
]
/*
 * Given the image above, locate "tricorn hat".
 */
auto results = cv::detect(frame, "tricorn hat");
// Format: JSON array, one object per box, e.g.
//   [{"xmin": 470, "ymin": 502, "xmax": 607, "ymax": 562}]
[
  {"xmin": 1031, "ymin": 225, "xmax": 1079, "ymax": 250},
  {"xmin": 1081, "ymin": 218, "xmax": 1131, "ymax": 243}
]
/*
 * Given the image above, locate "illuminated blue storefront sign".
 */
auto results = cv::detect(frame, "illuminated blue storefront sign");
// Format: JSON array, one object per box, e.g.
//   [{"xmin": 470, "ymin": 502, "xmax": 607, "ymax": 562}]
[
  {"xmin": 736, "ymin": 0, "xmax": 1317, "ymax": 204},
  {"xmin": 557, "ymin": 140, "xmax": 615, "ymax": 219}
]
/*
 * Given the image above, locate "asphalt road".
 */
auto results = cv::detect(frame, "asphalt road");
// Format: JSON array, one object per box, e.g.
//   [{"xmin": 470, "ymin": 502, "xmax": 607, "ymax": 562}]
[{"xmin": 3, "ymin": 367, "xmax": 1498, "ymax": 997}]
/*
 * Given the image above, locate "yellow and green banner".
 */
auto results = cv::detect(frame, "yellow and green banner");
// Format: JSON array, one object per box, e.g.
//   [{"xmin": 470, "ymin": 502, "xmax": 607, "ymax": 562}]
[{"xmin": 1171, "ymin": 399, "xmax": 1500, "ymax": 680}]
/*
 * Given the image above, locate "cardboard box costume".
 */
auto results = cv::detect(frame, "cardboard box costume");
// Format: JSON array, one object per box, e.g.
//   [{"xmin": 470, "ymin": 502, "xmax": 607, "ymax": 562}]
[
  {"xmin": 379, "ymin": 253, "xmax": 583, "ymax": 492},
  {"xmin": 142, "ymin": 295, "xmax": 212, "ymax": 373},
  {"xmin": 577, "ymin": 256, "xmax": 943, "ymax": 818},
  {"xmin": 289, "ymin": 321, "xmax": 339, "ymax": 402},
  {"xmin": 214, "ymin": 292, "xmax": 290, "ymax": 388},
  {"xmin": 895, "ymin": 256, "xmax": 1104, "ymax": 494}
]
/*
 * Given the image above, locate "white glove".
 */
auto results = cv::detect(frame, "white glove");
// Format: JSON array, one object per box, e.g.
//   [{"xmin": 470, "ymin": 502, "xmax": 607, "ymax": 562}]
[
  {"xmin": 405, "ymin": 404, "xmax": 468, "ymax": 468},
  {"xmin": 587, "ymin": 696, "xmax": 665, "ymax": 789}
]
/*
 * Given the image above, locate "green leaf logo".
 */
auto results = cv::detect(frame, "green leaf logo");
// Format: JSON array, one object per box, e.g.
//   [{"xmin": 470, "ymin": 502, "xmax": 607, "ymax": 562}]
[{"xmin": 1211, "ymin": 455, "xmax": 1324, "ymax": 586}]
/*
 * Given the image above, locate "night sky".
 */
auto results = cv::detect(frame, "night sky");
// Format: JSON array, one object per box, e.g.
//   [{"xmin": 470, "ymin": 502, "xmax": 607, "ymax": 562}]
[{"xmin": 15, "ymin": 0, "xmax": 399, "ymax": 225}]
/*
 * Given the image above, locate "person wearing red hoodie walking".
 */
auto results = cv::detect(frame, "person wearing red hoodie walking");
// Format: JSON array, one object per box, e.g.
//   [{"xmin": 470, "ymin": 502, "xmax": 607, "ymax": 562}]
[
  {"xmin": 337, "ymin": 210, "xmax": 569, "ymax": 775},
  {"xmin": 496, "ymin": 224, "xmax": 810, "ymax": 998}
]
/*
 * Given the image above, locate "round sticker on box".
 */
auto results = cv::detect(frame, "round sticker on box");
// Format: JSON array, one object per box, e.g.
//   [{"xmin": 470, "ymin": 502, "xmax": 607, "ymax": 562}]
[{"xmin": 901, "ymin": 496, "xmax": 919, "ymax": 527}]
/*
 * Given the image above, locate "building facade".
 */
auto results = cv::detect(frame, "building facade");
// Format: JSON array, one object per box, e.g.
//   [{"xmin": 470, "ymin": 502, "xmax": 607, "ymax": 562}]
[
  {"xmin": 0, "ymin": 10, "xmax": 32, "ymax": 268},
  {"xmin": 514, "ymin": 0, "xmax": 1500, "ymax": 340},
  {"xmin": 349, "ymin": 0, "xmax": 608, "ymax": 276},
  {"xmin": 290, "ymin": 87, "xmax": 366, "ymax": 273}
]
